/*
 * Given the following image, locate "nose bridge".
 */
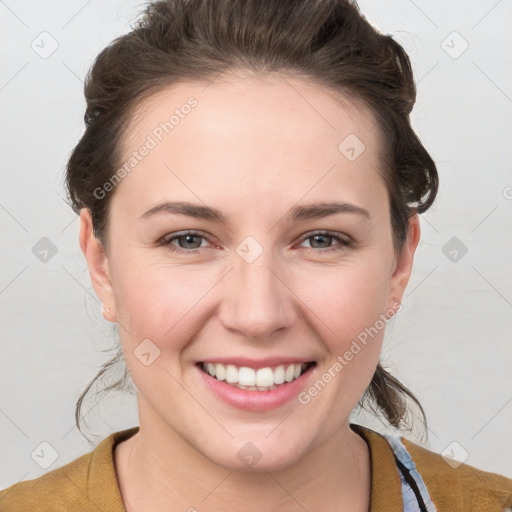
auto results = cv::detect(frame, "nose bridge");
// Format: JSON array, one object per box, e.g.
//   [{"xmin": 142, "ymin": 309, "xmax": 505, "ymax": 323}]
[{"xmin": 219, "ymin": 241, "xmax": 294, "ymax": 339}]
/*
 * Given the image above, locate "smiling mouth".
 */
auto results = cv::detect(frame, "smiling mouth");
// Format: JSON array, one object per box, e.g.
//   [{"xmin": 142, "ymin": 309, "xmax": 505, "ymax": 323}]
[{"xmin": 197, "ymin": 361, "xmax": 317, "ymax": 391}]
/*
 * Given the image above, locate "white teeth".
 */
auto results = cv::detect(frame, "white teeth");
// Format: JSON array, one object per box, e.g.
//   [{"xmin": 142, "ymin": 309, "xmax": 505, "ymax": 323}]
[
  {"xmin": 256, "ymin": 367, "xmax": 274, "ymax": 387},
  {"xmin": 238, "ymin": 367, "xmax": 256, "ymax": 386},
  {"xmin": 201, "ymin": 361, "xmax": 311, "ymax": 389},
  {"xmin": 284, "ymin": 364, "xmax": 295, "ymax": 382},
  {"xmin": 225, "ymin": 364, "xmax": 238, "ymax": 383},
  {"xmin": 214, "ymin": 363, "xmax": 226, "ymax": 381},
  {"xmin": 273, "ymin": 365, "xmax": 285, "ymax": 384}
]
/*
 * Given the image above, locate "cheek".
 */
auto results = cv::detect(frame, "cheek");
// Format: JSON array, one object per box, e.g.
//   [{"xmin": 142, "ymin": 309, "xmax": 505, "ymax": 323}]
[
  {"xmin": 114, "ymin": 259, "xmax": 222, "ymax": 346},
  {"xmin": 291, "ymin": 259, "xmax": 391, "ymax": 398},
  {"xmin": 294, "ymin": 259, "xmax": 391, "ymax": 340},
  {"xmin": 112, "ymin": 262, "xmax": 215, "ymax": 396}
]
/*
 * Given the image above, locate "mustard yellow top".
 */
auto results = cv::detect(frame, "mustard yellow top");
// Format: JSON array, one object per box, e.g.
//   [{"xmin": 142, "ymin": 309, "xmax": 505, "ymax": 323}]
[{"xmin": 1, "ymin": 424, "xmax": 511, "ymax": 511}]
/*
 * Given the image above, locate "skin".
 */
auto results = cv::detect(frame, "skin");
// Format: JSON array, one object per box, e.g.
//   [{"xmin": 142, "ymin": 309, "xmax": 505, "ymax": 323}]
[{"xmin": 79, "ymin": 72, "xmax": 420, "ymax": 512}]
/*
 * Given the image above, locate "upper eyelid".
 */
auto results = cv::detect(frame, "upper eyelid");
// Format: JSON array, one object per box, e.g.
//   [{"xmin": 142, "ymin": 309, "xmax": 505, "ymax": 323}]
[
  {"xmin": 299, "ymin": 230, "xmax": 351, "ymax": 242},
  {"xmin": 163, "ymin": 230, "xmax": 211, "ymax": 241}
]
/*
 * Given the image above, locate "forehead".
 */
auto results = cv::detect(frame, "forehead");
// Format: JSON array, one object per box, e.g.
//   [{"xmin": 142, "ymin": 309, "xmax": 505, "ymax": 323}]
[
  {"xmin": 113, "ymin": 74, "xmax": 384, "ymax": 216},
  {"xmin": 124, "ymin": 73, "xmax": 379, "ymax": 151}
]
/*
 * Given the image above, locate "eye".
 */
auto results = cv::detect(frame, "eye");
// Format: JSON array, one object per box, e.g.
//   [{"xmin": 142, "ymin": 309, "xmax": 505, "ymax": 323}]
[
  {"xmin": 159, "ymin": 231, "xmax": 213, "ymax": 253},
  {"xmin": 297, "ymin": 231, "xmax": 352, "ymax": 253}
]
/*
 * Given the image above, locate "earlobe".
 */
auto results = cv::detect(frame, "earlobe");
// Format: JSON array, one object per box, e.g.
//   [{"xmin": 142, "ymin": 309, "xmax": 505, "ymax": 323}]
[
  {"xmin": 79, "ymin": 208, "xmax": 117, "ymax": 323},
  {"xmin": 388, "ymin": 213, "xmax": 421, "ymax": 308},
  {"xmin": 101, "ymin": 303, "xmax": 116, "ymax": 323}
]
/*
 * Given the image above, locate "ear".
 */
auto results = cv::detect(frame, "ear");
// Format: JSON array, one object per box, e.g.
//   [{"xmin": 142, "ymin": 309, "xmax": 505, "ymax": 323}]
[
  {"xmin": 387, "ymin": 213, "xmax": 421, "ymax": 312},
  {"xmin": 79, "ymin": 208, "xmax": 117, "ymax": 323}
]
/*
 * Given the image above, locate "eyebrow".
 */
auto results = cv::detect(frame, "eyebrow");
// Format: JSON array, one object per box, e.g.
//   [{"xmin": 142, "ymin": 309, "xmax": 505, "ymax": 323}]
[{"xmin": 139, "ymin": 200, "xmax": 371, "ymax": 223}]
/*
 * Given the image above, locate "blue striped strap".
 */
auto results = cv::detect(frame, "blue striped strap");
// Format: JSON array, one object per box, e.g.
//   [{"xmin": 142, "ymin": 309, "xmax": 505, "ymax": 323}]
[{"xmin": 383, "ymin": 434, "xmax": 438, "ymax": 512}]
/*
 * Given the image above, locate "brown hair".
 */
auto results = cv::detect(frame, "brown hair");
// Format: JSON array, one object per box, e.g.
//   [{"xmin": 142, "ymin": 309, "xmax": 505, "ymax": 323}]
[{"xmin": 66, "ymin": 0, "xmax": 437, "ymax": 439}]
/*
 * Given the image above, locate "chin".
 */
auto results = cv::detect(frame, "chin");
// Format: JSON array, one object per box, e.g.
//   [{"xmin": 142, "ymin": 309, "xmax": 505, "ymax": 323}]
[{"xmin": 200, "ymin": 435, "xmax": 309, "ymax": 473}]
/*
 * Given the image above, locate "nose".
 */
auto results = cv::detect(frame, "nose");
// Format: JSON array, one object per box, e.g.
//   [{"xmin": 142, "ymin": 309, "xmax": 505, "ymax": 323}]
[{"xmin": 218, "ymin": 249, "xmax": 295, "ymax": 341}]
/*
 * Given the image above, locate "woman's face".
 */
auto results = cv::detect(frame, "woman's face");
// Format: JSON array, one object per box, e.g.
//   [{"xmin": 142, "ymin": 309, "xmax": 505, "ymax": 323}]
[{"xmin": 81, "ymin": 74, "xmax": 419, "ymax": 470}]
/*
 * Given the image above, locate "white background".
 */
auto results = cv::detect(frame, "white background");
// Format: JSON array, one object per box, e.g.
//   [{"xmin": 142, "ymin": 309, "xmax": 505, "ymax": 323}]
[{"xmin": 1, "ymin": 0, "xmax": 511, "ymax": 490}]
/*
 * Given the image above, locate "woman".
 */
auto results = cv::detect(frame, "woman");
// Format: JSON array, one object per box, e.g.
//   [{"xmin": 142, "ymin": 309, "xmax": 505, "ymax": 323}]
[{"xmin": 1, "ymin": 0, "xmax": 511, "ymax": 511}]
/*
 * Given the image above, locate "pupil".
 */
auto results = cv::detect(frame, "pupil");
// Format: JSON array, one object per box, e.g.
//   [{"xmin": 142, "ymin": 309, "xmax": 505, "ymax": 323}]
[
  {"xmin": 312, "ymin": 234, "xmax": 330, "ymax": 248},
  {"xmin": 181, "ymin": 235, "xmax": 199, "ymax": 248}
]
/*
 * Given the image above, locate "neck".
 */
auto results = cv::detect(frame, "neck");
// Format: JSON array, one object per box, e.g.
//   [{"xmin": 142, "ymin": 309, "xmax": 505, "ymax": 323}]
[{"xmin": 115, "ymin": 398, "xmax": 371, "ymax": 512}]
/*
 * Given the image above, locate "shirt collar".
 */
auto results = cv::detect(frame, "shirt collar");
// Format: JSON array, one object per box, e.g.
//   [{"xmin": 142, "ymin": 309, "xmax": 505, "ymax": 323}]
[
  {"xmin": 88, "ymin": 426, "xmax": 139, "ymax": 512},
  {"xmin": 350, "ymin": 423, "xmax": 404, "ymax": 512}
]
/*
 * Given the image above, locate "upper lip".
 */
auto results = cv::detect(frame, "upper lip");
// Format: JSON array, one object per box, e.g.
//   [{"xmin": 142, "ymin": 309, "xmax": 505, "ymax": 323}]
[{"xmin": 197, "ymin": 357, "xmax": 316, "ymax": 370}]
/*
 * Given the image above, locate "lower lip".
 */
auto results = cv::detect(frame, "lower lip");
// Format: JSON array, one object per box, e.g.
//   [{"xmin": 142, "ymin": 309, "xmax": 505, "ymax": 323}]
[{"xmin": 197, "ymin": 363, "xmax": 316, "ymax": 412}]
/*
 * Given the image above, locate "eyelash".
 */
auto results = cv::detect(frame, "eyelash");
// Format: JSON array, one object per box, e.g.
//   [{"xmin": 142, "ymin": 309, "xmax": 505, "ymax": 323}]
[{"xmin": 158, "ymin": 230, "xmax": 353, "ymax": 255}]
